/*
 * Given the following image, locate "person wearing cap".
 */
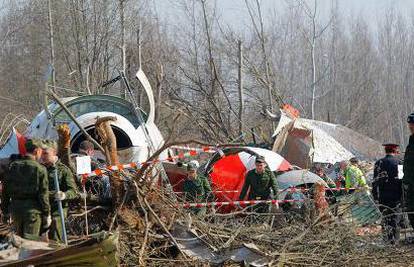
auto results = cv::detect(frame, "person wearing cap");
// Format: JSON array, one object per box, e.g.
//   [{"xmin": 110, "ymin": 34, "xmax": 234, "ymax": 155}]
[
  {"xmin": 403, "ymin": 113, "xmax": 414, "ymax": 230},
  {"xmin": 341, "ymin": 158, "xmax": 367, "ymax": 190},
  {"xmin": 372, "ymin": 144, "xmax": 402, "ymax": 244},
  {"xmin": 40, "ymin": 140, "xmax": 78, "ymax": 242},
  {"xmin": 1, "ymin": 139, "xmax": 50, "ymax": 240},
  {"xmin": 239, "ymin": 156, "xmax": 279, "ymax": 213},
  {"xmin": 182, "ymin": 162, "xmax": 212, "ymax": 215}
]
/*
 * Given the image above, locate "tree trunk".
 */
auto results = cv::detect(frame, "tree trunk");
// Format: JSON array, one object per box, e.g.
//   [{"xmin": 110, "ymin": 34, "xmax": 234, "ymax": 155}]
[
  {"xmin": 311, "ymin": 41, "xmax": 316, "ymax": 120},
  {"xmin": 119, "ymin": 0, "xmax": 127, "ymax": 99},
  {"xmin": 95, "ymin": 116, "xmax": 123, "ymax": 207},
  {"xmin": 56, "ymin": 124, "xmax": 75, "ymax": 173},
  {"xmin": 47, "ymin": 0, "xmax": 56, "ymax": 91},
  {"xmin": 237, "ymin": 40, "xmax": 244, "ymax": 137}
]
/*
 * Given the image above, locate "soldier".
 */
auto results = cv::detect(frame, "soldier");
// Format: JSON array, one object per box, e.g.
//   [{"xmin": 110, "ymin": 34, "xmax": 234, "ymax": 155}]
[
  {"xmin": 41, "ymin": 140, "xmax": 78, "ymax": 242},
  {"xmin": 403, "ymin": 113, "xmax": 414, "ymax": 230},
  {"xmin": 182, "ymin": 162, "xmax": 212, "ymax": 215},
  {"xmin": 239, "ymin": 156, "xmax": 279, "ymax": 213},
  {"xmin": 341, "ymin": 158, "xmax": 367, "ymax": 190},
  {"xmin": 372, "ymin": 144, "xmax": 402, "ymax": 244},
  {"xmin": 1, "ymin": 139, "xmax": 50, "ymax": 240}
]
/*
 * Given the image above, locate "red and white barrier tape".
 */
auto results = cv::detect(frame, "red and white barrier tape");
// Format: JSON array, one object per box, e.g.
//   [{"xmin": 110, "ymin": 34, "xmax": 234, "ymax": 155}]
[
  {"xmin": 170, "ymin": 146, "xmax": 217, "ymax": 153},
  {"xmin": 179, "ymin": 198, "xmax": 304, "ymax": 209},
  {"xmin": 175, "ymin": 190, "xmax": 240, "ymax": 195},
  {"xmin": 284, "ymin": 187, "xmax": 359, "ymax": 193},
  {"xmin": 174, "ymin": 187, "xmax": 359, "ymax": 195},
  {"xmin": 81, "ymin": 162, "xmax": 142, "ymax": 180},
  {"xmin": 80, "ymin": 147, "xmax": 214, "ymax": 178}
]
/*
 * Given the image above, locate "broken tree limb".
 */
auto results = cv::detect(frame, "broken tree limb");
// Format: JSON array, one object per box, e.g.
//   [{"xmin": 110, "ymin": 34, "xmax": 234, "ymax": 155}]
[
  {"xmin": 136, "ymin": 193, "xmax": 150, "ymax": 266},
  {"xmin": 56, "ymin": 124, "xmax": 75, "ymax": 172},
  {"xmin": 47, "ymin": 90, "xmax": 105, "ymax": 153},
  {"xmin": 95, "ymin": 116, "xmax": 118, "ymax": 164},
  {"xmin": 142, "ymin": 196, "xmax": 185, "ymax": 258},
  {"xmin": 135, "ymin": 139, "xmax": 243, "ymax": 183},
  {"xmin": 95, "ymin": 116, "xmax": 123, "ymax": 207}
]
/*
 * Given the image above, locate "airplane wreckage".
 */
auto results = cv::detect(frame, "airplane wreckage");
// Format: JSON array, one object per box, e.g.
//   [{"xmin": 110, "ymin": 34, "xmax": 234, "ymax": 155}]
[{"xmin": 0, "ymin": 67, "xmax": 384, "ymax": 265}]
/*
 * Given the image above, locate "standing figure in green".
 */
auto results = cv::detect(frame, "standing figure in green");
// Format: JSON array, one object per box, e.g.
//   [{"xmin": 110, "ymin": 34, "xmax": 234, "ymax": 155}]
[
  {"xmin": 239, "ymin": 156, "xmax": 279, "ymax": 213},
  {"xmin": 41, "ymin": 140, "xmax": 78, "ymax": 242},
  {"xmin": 340, "ymin": 158, "xmax": 367, "ymax": 190},
  {"xmin": 182, "ymin": 162, "xmax": 212, "ymax": 215},
  {"xmin": 403, "ymin": 113, "xmax": 414, "ymax": 229},
  {"xmin": 1, "ymin": 139, "xmax": 51, "ymax": 240}
]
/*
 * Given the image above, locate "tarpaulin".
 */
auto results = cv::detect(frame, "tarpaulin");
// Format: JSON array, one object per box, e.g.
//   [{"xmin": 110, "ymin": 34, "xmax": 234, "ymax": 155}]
[{"xmin": 272, "ymin": 110, "xmax": 383, "ymax": 168}]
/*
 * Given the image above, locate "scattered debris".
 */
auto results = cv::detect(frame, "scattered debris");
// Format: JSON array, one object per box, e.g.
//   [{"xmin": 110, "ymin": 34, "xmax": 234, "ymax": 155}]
[{"xmin": 273, "ymin": 109, "xmax": 383, "ymax": 168}]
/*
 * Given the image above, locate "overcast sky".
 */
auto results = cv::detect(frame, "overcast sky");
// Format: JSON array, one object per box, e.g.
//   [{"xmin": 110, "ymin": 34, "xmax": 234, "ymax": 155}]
[{"xmin": 153, "ymin": 0, "xmax": 414, "ymax": 30}]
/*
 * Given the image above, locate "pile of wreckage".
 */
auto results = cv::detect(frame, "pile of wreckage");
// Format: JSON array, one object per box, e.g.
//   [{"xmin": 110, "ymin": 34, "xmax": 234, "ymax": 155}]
[{"xmin": 0, "ymin": 71, "xmax": 412, "ymax": 266}]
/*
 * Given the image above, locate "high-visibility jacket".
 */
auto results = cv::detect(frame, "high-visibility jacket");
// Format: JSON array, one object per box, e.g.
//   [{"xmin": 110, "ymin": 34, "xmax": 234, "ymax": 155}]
[{"xmin": 345, "ymin": 165, "xmax": 367, "ymax": 189}]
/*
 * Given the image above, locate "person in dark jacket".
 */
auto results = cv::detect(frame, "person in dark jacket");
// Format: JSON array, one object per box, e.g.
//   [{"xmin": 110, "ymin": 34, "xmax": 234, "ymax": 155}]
[
  {"xmin": 403, "ymin": 113, "xmax": 414, "ymax": 231},
  {"xmin": 372, "ymin": 143, "xmax": 402, "ymax": 244}
]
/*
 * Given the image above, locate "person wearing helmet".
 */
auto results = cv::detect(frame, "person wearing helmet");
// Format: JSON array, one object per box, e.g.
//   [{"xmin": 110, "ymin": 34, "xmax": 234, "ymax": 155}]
[
  {"xmin": 182, "ymin": 162, "xmax": 212, "ymax": 215},
  {"xmin": 403, "ymin": 113, "xmax": 414, "ymax": 230}
]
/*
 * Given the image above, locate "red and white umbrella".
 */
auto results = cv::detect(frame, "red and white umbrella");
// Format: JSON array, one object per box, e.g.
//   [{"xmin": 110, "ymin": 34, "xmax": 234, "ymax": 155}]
[
  {"xmin": 236, "ymin": 147, "xmax": 292, "ymax": 172},
  {"xmin": 206, "ymin": 147, "xmax": 292, "ymax": 205}
]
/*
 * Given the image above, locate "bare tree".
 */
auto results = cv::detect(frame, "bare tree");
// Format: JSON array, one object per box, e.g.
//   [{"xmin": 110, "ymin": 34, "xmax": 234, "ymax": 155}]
[
  {"xmin": 237, "ymin": 40, "xmax": 244, "ymax": 138},
  {"xmin": 297, "ymin": 0, "xmax": 332, "ymax": 120},
  {"xmin": 47, "ymin": 0, "xmax": 56, "ymax": 90},
  {"xmin": 1, "ymin": 0, "xmax": 414, "ymax": 147}
]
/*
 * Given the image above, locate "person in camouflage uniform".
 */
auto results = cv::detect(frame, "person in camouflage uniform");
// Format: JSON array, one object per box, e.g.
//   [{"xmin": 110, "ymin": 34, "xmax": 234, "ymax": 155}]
[
  {"xmin": 239, "ymin": 156, "xmax": 279, "ymax": 213},
  {"xmin": 182, "ymin": 162, "xmax": 212, "ymax": 215},
  {"xmin": 403, "ymin": 113, "xmax": 414, "ymax": 230},
  {"xmin": 41, "ymin": 140, "xmax": 78, "ymax": 242},
  {"xmin": 1, "ymin": 139, "xmax": 50, "ymax": 240}
]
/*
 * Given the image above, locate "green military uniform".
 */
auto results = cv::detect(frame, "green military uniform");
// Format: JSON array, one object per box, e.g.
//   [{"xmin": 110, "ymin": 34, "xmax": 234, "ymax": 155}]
[
  {"xmin": 403, "ymin": 135, "xmax": 414, "ymax": 228},
  {"xmin": 239, "ymin": 168, "xmax": 278, "ymax": 213},
  {"xmin": 183, "ymin": 173, "xmax": 212, "ymax": 215},
  {"xmin": 239, "ymin": 169, "xmax": 279, "ymax": 200},
  {"xmin": 1, "ymin": 155, "xmax": 50, "ymax": 239},
  {"xmin": 183, "ymin": 174, "xmax": 212, "ymax": 202},
  {"xmin": 344, "ymin": 165, "xmax": 367, "ymax": 190},
  {"xmin": 45, "ymin": 161, "xmax": 78, "ymax": 242}
]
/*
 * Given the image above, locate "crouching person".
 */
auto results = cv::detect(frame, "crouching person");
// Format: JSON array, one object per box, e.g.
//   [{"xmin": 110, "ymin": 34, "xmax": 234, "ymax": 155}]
[{"xmin": 41, "ymin": 140, "xmax": 78, "ymax": 242}]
